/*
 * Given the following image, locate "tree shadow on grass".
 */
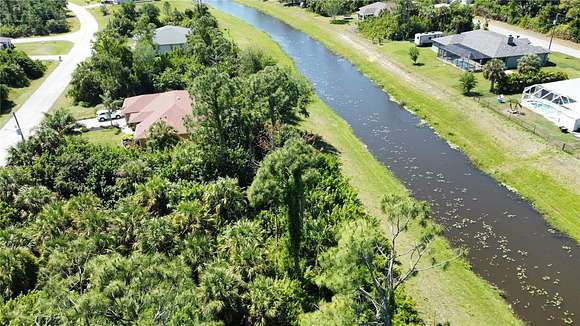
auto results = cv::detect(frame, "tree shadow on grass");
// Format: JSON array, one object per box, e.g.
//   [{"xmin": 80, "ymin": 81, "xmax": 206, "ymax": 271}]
[
  {"xmin": 330, "ymin": 19, "xmax": 350, "ymax": 25},
  {"xmin": 304, "ymin": 131, "xmax": 339, "ymax": 155},
  {"xmin": 464, "ymin": 91, "xmax": 483, "ymax": 97},
  {"xmin": 413, "ymin": 62, "xmax": 425, "ymax": 67}
]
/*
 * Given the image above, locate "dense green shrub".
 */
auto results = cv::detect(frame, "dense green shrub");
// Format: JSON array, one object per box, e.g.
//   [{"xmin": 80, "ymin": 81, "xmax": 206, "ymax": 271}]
[
  {"xmin": 0, "ymin": 247, "xmax": 38, "ymax": 300},
  {"xmin": 4, "ymin": 49, "xmax": 45, "ymax": 79},
  {"xmin": 497, "ymin": 70, "xmax": 568, "ymax": 94},
  {"xmin": 0, "ymin": 49, "xmax": 45, "ymax": 88},
  {"xmin": 0, "ymin": 0, "xmax": 69, "ymax": 37},
  {"xmin": 0, "ymin": 84, "xmax": 9, "ymax": 112},
  {"xmin": 0, "ymin": 63, "xmax": 28, "ymax": 88},
  {"xmin": 308, "ymin": 0, "xmax": 376, "ymax": 16}
]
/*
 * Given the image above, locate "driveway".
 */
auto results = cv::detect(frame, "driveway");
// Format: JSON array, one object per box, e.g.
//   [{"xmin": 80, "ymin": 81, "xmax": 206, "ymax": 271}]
[
  {"xmin": 0, "ymin": 2, "xmax": 98, "ymax": 166},
  {"xmin": 475, "ymin": 18, "xmax": 580, "ymax": 59},
  {"xmin": 78, "ymin": 117, "xmax": 132, "ymax": 134}
]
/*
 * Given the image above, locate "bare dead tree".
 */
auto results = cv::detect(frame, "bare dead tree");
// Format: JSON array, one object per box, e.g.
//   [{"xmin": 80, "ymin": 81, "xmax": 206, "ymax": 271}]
[{"xmin": 359, "ymin": 194, "xmax": 463, "ymax": 326}]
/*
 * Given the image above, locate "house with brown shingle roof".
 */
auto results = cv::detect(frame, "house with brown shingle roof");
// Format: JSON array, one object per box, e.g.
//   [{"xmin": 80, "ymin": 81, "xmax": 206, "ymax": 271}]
[{"xmin": 122, "ymin": 90, "xmax": 193, "ymax": 141}]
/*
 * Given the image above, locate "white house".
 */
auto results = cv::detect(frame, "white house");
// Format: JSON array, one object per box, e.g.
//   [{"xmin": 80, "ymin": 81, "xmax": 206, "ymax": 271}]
[
  {"xmin": 152, "ymin": 26, "xmax": 191, "ymax": 54},
  {"xmin": 356, "ymin": 2, "xmax": 396, "ymax": 20},
  {"xmin": 521, "ymin": 78, "xmax": 580, "ymax": 132}
]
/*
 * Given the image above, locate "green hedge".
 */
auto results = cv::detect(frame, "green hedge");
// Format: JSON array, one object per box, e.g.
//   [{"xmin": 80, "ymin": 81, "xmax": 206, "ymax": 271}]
[{"xmin": 497, "ymin": 70, "xmax": 568, "ymax": 94}]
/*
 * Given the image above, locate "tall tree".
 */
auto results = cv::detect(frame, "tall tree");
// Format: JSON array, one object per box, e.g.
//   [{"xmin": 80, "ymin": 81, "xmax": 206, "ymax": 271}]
[
  {"xmin": 324, "ymin": 0, "xmax": 343, "ymax": 22},
  {"xmin": 248, "ymin": 139, "xmax": 320, "ymax": 277},
  {"xmin": 244, "ymin": 65, "xmax": 310, "ymax": 149},
  {"xmin": 190, "ymin": 68, "xmax": 239, "ymax": 159},
  {"xmin": 359, "ymin": 194, "xmax": 458, "ymax": 326}
]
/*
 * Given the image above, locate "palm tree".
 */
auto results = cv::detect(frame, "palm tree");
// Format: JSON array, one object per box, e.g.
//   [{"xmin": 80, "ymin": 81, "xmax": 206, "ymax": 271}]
[
  {"xmin": 483, "ymin": 59, "xmax": 506, "ymax": 93},
  {"xmin": 517, "ymin": 54, "xmax": 541, "ymax": 74},
  {"xmin": 146, "ymin": 121, "xmax": 180, "ymax": 151}
]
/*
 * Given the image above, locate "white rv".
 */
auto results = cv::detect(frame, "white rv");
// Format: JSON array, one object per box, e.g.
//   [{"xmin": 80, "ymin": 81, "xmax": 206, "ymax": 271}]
[{"xmin": 414, "ymin": 31, "xmax": 444, "ymax": 46}]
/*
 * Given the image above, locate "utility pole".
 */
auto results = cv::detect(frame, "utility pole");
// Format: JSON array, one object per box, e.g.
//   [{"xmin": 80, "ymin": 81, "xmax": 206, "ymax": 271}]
[
  {"xmin": 548, "ymin": 13, "xmax": 561, "ymax": 51},
  {"xmin": 12, "ymin": 112, "xmax": 25, "ymax": 142}
]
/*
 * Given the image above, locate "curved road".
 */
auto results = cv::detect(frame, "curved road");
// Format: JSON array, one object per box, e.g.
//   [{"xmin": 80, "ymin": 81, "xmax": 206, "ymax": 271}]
[{"xmin": 0, "ymin": 3, "xmax": 98, "ymax": 166}]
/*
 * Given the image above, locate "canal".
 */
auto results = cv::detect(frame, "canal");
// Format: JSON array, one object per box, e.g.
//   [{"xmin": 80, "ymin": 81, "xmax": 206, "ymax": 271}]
[{"xmin": 207, "ymin": 1, "xmax": 579, "ymax": 324}]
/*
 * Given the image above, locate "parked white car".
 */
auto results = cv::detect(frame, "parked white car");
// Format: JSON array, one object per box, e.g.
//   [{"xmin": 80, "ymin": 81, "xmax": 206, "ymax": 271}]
[{"xmin": 96, "ymin": 109, "xmax": 123, "ymax": 122}]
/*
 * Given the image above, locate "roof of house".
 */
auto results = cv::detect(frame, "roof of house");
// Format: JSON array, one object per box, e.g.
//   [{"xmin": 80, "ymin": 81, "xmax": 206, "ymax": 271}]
[
  {"xmin": 438, "ymin": 43, "xmax": 490, "ymax": 60},
  {"xmin": 357, "ymin": 2, "xmax": 396, "ymax": 16},
  {"xmin": 433, "ymin": 30, "xmax": 549, "ymax": 58},
  {"xmin": 153, "ymin": 25, "xmax": 191, "ymax": 46},
  {"xmin": 121, "ymin": 90, "xmax": 193, "ymax": 140}
]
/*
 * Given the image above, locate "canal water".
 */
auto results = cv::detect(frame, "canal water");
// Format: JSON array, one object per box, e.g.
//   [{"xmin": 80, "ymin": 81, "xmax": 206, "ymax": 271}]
[{"xmin": 207, "ymin": 1, "xmax": 579, "ymax": 324}]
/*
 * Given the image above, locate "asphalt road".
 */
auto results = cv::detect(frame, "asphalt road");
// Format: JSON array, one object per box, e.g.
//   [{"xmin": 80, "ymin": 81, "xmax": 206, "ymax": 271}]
[
  {"xmin": 476, "ymin": 19, "xmax": 580, "ymax": 59},
  {"xmin": 0, "ymin": 3, "xmax": 98, "ymax": 166}
]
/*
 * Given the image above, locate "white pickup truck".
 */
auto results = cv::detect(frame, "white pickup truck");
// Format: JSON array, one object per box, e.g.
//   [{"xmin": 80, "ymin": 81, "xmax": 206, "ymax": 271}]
[{"xmin": 96, "ymin": 110, "xmax": 123, "ymax": 122}]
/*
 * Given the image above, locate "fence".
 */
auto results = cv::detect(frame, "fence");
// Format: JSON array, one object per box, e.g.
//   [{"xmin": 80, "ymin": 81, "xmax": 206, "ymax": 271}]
[{"xmin": 471, "ymin": 96, "xmax": 580, "ymax": 159}]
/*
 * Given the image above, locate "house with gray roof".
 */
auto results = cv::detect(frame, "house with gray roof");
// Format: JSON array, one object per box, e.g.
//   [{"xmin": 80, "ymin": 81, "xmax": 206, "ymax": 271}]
[
  {"xmin": 356, "ymin": 2, "xmax": 396, "ymax": 20},
  {"xmin": 153, "ymin": 26, "xmax": 191, "ymax": 54},
  {"xmin": 432, "ymin": 29, "xmax": 549, "ymax": 71}
]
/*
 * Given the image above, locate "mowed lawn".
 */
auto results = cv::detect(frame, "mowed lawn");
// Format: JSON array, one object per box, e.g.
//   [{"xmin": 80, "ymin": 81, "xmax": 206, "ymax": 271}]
[
  {"xmin": 1, "ymin": 62, "xmax": 59, "ymax": 128},
  {"xmin": 67, "ymin": 9, "xmax": 81, "ymax": 34},
  {"xmin": 16, "ymin": 41, "xmax": 74, "ymax": 56},
  {"xmin": 49, "ymin": 85, "xmax": 101, "ymax": 121},
  {"xmin": 88, "ymin": 7, "xmax": 111, "ymax": 31},
  {"xmin": 211, "ymin": 7, "xmax": 522, "ymax": 326},
  {"xmin": 79, "ymin": 127, "xmax": 127, "ymax": 146},
  {"xmin": 377, "ymin": 41, "xmax": 580, "ymax": 144}
]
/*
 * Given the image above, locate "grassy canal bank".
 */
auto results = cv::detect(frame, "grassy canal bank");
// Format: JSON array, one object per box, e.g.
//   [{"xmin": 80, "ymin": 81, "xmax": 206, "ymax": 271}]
[
  {"xmin": 210, "ymin": 8, "xmax": 522, "ymax": 325},
  {"xmin": 230, "ymin": 0, "xmax": 580, "ymax": 243}
]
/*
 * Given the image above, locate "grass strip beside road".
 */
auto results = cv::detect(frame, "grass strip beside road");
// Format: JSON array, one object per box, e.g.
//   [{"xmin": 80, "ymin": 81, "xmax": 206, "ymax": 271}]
[
  {"xmin": 88, "ymin": 7, "xmax": 111, "ymax": 31},
  {"xmin": 69, "ymin": 0, "xmax": 101, "ymax": 5},
  {"xmin": 16, "ymin": 41, "xmax": 74, "ymax": 56},
  {"xmin": 67, "ymin": 10, "xmax": 81, "ymax": 34},
  {"xmin": 49, "ymin": 85, "xmax": 101, "ymax": 121},
  {"xmin": 212, "ymin": 8, "xmax": 522, "ymax": 325},
  {"xmin": 231, "ymin": 0, "xmax": 580, "ymax": 243},
  {"xmin": 1, "ymin": 62, "xmax": 59, "ymax": 128}
]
